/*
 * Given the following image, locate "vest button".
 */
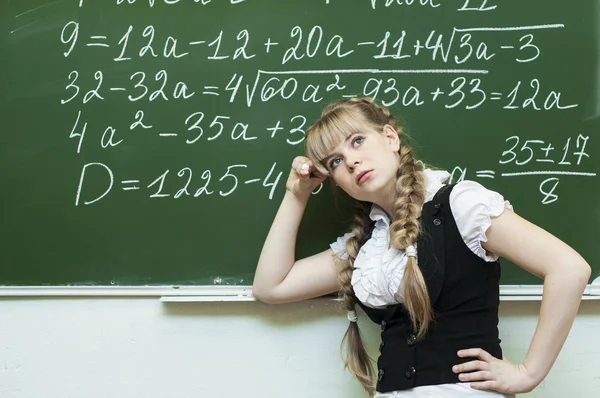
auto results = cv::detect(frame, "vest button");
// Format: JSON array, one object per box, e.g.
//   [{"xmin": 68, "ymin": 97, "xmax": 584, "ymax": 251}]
[
  {"xmin": 379, "ymin": 341, "xmax": 385, "ymax": 352},
  {"xmin": 405, "ymin": 366, "xmax": 416, "ymax": 379},
  {"xmin": 380, "ymin": 320, "xmax": 386, "ymax": 331},
  {"xmin": 406, "ymin": 334, "xmax": 417, "ymax": 346},
  {"xmin": 378, "ymin": 369, "xmax": 385, "ymax": 381},
  {"xmin": 433, "ymin": 218, "xmax": 442, "ymax": 226}
]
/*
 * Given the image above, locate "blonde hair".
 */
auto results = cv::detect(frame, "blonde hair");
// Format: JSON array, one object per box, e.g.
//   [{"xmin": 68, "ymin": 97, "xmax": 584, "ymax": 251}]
[{"xmin": 305, "ymin": 97, "xmax": 431, "ymax": 396}]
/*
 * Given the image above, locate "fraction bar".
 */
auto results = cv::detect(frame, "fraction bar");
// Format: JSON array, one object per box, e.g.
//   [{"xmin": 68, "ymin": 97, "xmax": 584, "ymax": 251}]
[{"xmin": 501, "ymin": 171, "xmax": 596, "ymax": 177}]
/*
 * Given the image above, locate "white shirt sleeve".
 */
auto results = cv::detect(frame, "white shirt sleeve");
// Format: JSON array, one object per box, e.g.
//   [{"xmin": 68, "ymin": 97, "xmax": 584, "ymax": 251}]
[
  {"xmin": 449, "ymin": 181, "xmax": 514, "ymax": 262},
  {"xmin": 329, "ymin": 232, "xmax": 355, "ymax": 260}
]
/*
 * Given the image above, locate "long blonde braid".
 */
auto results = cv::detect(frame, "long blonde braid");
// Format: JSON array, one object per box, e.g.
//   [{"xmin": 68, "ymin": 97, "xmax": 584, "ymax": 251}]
[
  {"xmin": 355, "ymin": 98, "xmax": 432, "ymax": 336},
  {"xmin": 305, "ymin": 97, "xmax": 431, "ymax": 396},
  {"xmin": 338, "ymin": 199, "xmax": 375, "ymax": 396},
  {"xmin": 389, "ymin": 145, "xmax": 430, "ymax": 338}
]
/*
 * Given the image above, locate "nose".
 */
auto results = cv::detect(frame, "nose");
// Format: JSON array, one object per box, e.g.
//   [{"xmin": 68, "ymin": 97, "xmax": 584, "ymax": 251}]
[{"xmin": 346, "ymin": 158, "xmax": 360, "ymax": 171}]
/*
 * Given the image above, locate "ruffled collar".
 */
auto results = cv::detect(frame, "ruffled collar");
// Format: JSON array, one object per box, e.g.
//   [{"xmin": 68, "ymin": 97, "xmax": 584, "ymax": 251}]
[{"xmin": 368, "ymin": 168, "xmax": 451, "ymax": 227}]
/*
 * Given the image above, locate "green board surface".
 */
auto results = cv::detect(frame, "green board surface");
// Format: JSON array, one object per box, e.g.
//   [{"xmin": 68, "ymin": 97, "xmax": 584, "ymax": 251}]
[{"xmin": 1, "ymin": 0, "xmax": 598, "ymax": 286}]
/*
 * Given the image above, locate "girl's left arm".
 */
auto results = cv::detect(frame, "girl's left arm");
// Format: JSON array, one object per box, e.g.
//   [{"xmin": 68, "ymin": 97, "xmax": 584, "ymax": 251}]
[{"xmin": 454, "ymin": 208, "xmax": 591, "ymax": 393}]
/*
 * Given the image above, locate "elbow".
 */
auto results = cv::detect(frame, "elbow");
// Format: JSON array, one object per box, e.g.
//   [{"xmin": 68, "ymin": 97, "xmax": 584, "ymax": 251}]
[
  {"xmin": 251, "ymin": 285, "xmax": 268, "ymax": 303},
  {"xmin": 552, "ymin": 256, "xmax": 592, "ymax": 287},
  {"xmin": 251, "ymin": 285, "xmax": 280, "ymax": 304},
  {"xmin": 580, "ymin": 260, "xmax": 592, "ymax": 284},
  {"xmin": 571, "ymin": 256, "xmax": 592, "ymax": 285}
]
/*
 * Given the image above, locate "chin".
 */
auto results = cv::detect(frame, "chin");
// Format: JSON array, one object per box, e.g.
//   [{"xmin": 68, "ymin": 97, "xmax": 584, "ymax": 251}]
[
  {"xmin": 351, "ymin": 187, "xmax": 383, "ymax": 203},
  {"xmin": 364, "ymin": 178, "xmax": 387, "ymax": 192}
]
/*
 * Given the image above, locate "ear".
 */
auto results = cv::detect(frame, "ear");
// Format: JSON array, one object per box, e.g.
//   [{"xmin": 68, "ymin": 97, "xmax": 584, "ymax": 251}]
[{"xmin": 383, "ymin": 124, "xmax": 400, "ymax": 152}]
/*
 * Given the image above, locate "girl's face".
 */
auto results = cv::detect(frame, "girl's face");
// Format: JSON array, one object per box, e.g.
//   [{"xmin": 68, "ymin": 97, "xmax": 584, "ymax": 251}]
[{"xmin": 324, "ymin": 125, "xmax": 401, "ymax": 204}]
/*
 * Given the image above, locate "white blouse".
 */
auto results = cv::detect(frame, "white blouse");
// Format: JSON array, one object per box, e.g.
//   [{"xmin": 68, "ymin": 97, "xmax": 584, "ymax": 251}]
[
  {"xmin": 330, "ymin": 169, "xmax": 515, "ymax": 398},
  {"xmin": 330, "ymin": 169, "xmax": 513, "ymax": 309}
]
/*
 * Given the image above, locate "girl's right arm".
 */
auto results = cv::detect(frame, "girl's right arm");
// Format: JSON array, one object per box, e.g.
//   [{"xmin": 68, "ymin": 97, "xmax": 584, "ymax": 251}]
[{"xmin": 252, "ymin": 157, "xmax": 341, "ymax": 304}]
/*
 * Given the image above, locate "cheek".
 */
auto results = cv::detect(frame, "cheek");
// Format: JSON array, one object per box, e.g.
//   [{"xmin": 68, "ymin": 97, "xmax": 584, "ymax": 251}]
[
  {"xmin": 332, "ymin": 173, "xmax": 353, "ymax": 189},
  {"xmin": 384, "ymin": 151, "xmax": 400, "ymax": 168}
]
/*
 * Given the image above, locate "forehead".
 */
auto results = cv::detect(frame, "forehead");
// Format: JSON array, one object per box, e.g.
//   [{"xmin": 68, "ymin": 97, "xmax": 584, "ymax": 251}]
[{"xmin": 306, "ymin": 111, "xmax": 373, "ymax": 162}]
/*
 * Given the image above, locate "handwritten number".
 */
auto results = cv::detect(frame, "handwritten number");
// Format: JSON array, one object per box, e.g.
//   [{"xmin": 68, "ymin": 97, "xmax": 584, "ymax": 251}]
[
  {"xmin": 128, "ymin": 72, "xmax": 148, "ymax": 102},
  {"xmin": 499, "ymin": 136, "xmax": 519, "ymax": 164},
  {"xmin": 219, "ymin": 165, "xmax": 247, "ymax": 196},
  {"xmin": 62, "ymin": 71, "xmax": 80, "ymax": 104}
]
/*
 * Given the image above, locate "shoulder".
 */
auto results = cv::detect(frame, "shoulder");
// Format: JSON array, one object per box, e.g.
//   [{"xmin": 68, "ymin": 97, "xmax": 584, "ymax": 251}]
[
  {"xmin": 449, "ymin": 180, "xmax": 511, "ymax": 212},
  {"xmin": 447, "ymin": 180, "xmax": 514, "ymax": 261}
]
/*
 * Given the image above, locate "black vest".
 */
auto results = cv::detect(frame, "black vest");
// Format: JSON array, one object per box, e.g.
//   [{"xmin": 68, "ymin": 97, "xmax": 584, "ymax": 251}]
[{"xmin": 357, "ymin": 184, "xmax": 502, "ymax": 393}]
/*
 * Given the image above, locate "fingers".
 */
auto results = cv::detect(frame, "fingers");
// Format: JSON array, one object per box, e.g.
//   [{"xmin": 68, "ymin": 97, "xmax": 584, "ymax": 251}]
[
  {"xmin": 291, "ymin": 156, "xmax": 328, "ymax": 180},
  {"xmin": 457, "ymin": 348, "xmax": 494, "ymax": 362},
  {"xmin": 469, "ymin": 381, "xmax": 499, "ymax": 391},
  {"xmin": 454, "ymin": 350, "xmax": 495, "ymax": 385},
  {"xmin": 457, "ymin": 370, "xmax": 492, "ymax": 382},
  {"xmin": 453, "ymin": 360, "xmax": 488, "ymax": 374},
  {"xmin": 291, "ymin": 156, "xmax": 313, "ymax": 177}
]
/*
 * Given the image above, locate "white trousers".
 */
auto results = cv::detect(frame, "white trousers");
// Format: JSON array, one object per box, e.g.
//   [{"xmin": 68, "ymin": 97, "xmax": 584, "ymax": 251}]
[{"xmin": 374, "ymin": 383, "xmax": 516, "ymax": 398}]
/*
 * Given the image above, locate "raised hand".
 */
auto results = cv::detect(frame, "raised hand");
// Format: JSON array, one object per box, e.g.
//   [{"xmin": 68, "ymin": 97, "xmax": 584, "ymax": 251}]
[{"xmin": 286, "ymin": 156, "xmax": 327, "ymax": 199}]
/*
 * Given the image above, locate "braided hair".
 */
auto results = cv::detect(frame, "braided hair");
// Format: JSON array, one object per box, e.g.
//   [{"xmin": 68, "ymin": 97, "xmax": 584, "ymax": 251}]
[{"xmin": 304, "ymin": 97, "xmax": 431, "ymax": 396}]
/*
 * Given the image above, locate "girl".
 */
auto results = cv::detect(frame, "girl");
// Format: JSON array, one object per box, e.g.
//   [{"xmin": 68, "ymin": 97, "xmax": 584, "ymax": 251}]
[{"xmin": 252, "ymin": 97, "xmax": 591, "ymax": 397}]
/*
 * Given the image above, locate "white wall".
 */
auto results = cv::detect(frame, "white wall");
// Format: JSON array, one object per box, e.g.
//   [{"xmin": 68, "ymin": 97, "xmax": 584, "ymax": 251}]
[{"xmin": 1, "ymin": 298, "xmax": 599, "ymax": 398}]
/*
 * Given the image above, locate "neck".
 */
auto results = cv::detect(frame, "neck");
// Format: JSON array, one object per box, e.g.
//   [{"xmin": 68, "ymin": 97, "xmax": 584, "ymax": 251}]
[
  {"xmin": 373, "ymin": 181, "xmax": 398, "ymax": 221},
  {"xmin": 375, "ymin": 172, "xmax": 428, "ymax": 222}
]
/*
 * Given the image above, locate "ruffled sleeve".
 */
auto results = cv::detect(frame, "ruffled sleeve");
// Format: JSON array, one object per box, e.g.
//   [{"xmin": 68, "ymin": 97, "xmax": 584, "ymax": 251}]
[
  {"xmin": 329, "ymin": 232, "xmax": 355, "ymax": 260},
  {"xmin": 450, "ymin": 181, "xmax": 514, "ymax": 262}
]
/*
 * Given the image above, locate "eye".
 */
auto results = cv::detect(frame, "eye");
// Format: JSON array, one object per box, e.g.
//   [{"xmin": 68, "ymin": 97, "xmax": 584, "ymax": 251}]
[
  {"xmin": 352, "ymin": 136, "xmax": 365, "ymax": 147},
  {"xmin": 329, "ymin": 157, "xmax": 342, "ymax": 169}
]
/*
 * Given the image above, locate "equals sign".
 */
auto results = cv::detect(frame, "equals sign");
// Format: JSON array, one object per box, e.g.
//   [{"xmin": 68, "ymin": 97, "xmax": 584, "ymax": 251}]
[
  {"xmin": 122, "ymin": 180, "xmax": 140, "ymax": 191},
  {"xmin": 476, "ymin": 170, "xmax": 495, "ymax": 179},
  {"xmin": 86, "ymin": 35, "xmax": 109, "ymax": 48},
  {"xmin": 490, "ymin": 92, "xmax": 502, "ymax": 100},
  {"xmin": 203, "ymin": 86, "xmax": 219, "ymax": 96}
]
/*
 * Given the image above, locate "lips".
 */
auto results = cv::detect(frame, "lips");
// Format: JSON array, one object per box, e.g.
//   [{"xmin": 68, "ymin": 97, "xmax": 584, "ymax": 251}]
[{"xmin": 356, "ymin": 170, "xmax": 372, "ymax": 185}]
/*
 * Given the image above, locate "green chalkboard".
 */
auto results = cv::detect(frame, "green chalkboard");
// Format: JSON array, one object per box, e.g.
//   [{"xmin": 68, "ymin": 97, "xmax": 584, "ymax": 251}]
[{"xmin": 1, "ymin": 0, "xmax": 598, "ymax": 286}]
